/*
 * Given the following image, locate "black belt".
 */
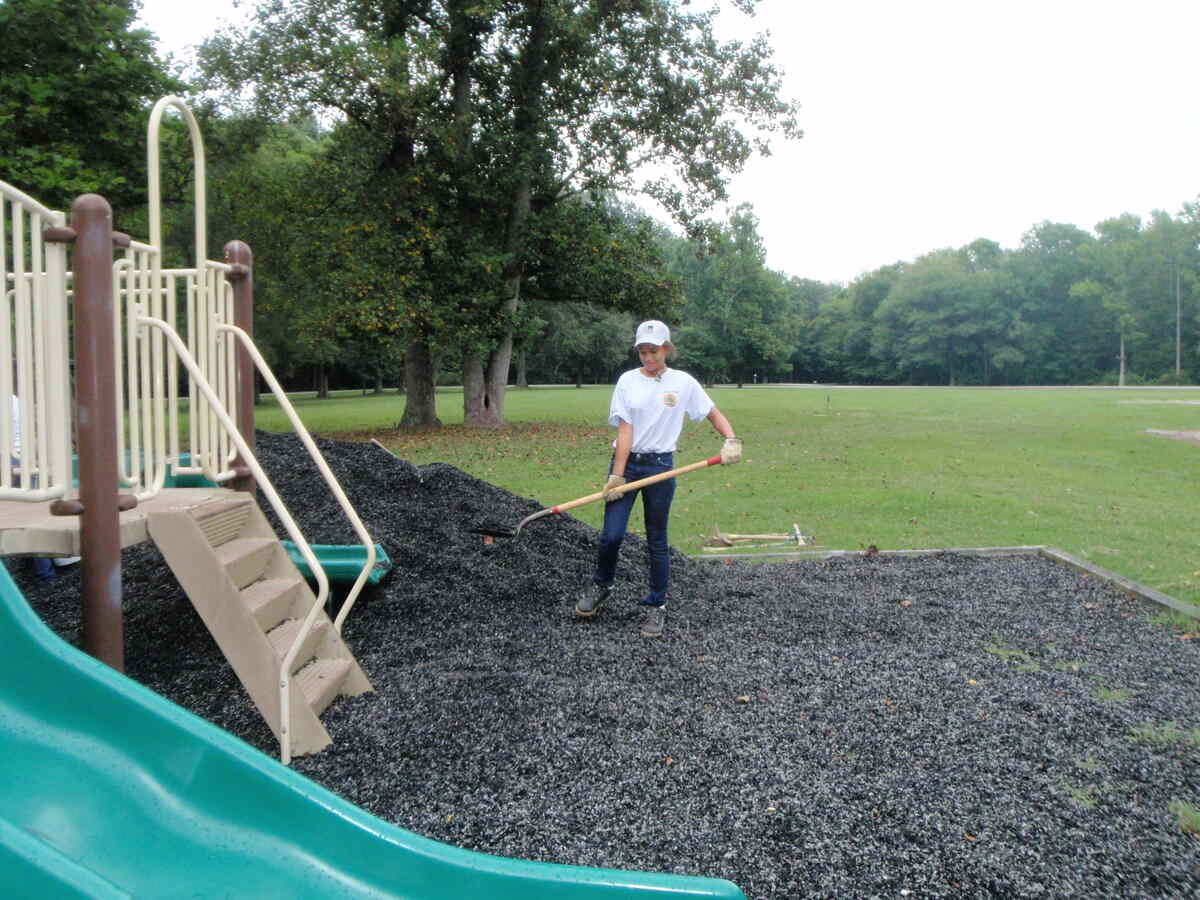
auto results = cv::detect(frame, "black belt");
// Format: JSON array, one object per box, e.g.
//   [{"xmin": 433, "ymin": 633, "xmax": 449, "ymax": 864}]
[{"xmin": 628, "ymin": 451, "xmax": 672, "ymax": 462}]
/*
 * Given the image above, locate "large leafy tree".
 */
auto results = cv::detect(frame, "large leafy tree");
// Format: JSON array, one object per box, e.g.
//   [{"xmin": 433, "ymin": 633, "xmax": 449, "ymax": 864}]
[
  {"xmin": 672, "ymin": 205, "xmax": 798, "ymax": 386},
  {"xmin": 1004, "ymin": 222, "xmax": 1096, "ymax": 384},
  {"xmin": 1070, "ymin": 214, "xmax": 1148, "ymax": 386},
  {"xmin": 465, "ymin": 0, "xmax": 798, "ymax": 422},
  {"xmin": 1125, "ymin": 210, "xmax": 1200, "ymax": 381},
  {"xmin": 200, "ymin": 0, "xmax": 798, "ymax": 426},
  {"xmin": 0, "ymin": 0, "xmax": 182, "ymax": 214},
  {"xmin": 871, "ymin": 247, "xmax": 1020, "ymax": 386}
]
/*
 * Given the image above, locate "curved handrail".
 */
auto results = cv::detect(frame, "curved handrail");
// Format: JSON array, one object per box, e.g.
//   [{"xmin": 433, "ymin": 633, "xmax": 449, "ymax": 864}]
[
  {"xmin": 135, "ymin": 306, "xmax": 327, "ymax": 766},
  {"xmin": 146, "ymin": 96, "xmax": 206, "ymax": 262},
  {"xmin": 0, "ymin": 180, "xmax": 60, "ymax": 220},
  {"xmin": 147, "ymin": 98, "xmax": 236, "ymax": 486},
  {"xmin": 215, "ymin": 322, "xmax": 377, "ymax": 632}
]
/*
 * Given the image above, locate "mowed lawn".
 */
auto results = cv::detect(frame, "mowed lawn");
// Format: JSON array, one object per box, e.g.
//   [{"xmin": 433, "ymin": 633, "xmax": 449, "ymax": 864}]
[{"xmin": 252, "ymin": 385, "xmax": 1200, "ymax": 608}]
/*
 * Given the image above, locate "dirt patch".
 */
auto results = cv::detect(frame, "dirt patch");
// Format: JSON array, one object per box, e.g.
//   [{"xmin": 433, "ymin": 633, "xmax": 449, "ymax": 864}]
[{"xmin": 1145, "ymin": 428, "xmax": 1200, "ymax": 445}]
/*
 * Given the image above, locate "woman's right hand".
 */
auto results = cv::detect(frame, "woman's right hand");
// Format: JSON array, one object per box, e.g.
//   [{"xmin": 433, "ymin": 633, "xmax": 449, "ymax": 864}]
[{"xmin": 602, "ymin": 474, "xmax": 627, "ymax": 502}]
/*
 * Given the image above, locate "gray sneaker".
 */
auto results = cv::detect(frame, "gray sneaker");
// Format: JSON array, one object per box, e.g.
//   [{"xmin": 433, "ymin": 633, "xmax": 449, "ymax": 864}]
[
  {"xmin": 640, "ymin": 605, "xmax": 666, "ymax": 637},
  {"xmin": 576, "ymin": 583, "xmax": 610, "ymax": 617}
]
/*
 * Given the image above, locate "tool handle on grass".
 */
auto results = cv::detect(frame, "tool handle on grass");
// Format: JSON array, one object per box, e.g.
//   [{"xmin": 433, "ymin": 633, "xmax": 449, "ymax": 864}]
[{"xmin": 551, "ymin": 455, "xmax": 723, "ymax": 515}]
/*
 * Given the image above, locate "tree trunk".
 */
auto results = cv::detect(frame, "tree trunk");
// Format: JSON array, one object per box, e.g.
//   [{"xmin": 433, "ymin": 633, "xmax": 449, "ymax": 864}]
[
  {"xmin": 462, "ymin": 351, "xmax": 488, "ymax": 422},
  {"xmin": 373, "ymin": 370, "xmax": 384, "ymax": 394},
  {"xmin": 400, "ymin": 336, "xmax": 441, "ymax": 427},
  {"xmin": 471, "ymin": 0, "xmax": 550, "ymax": 427},
  {"xmin": 316, "ymin": 364, "xmax": 329, "ymax": 399},
  {"xmin": 1118, "ymin": 333, "xmax": 1126, "ymax": 387},
  {"xmin": 516, "ymin": 351, "xmax": 529, "ymax": 388}
]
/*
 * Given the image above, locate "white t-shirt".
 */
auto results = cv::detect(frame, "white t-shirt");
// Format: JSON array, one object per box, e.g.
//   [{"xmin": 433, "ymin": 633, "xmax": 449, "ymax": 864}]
[{"xmin": 608, "ymin": 367, "xmax": 714, "ymax": 453}]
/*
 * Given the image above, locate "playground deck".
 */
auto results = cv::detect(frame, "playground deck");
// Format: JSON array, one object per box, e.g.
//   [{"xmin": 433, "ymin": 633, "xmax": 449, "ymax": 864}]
[{"xmin": 0, "ymin": 488, "xmax": 238, "ymax": 558}]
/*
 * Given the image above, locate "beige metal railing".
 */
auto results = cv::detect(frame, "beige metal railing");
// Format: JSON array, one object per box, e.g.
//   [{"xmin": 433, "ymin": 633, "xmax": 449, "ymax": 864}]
[
  {"xmin": 1, "ymin": 183, "xmax": 72, "ymax": 502},
  {"xmin": 216, "ymin": 322, "xmax": 377, "ymax": 635},
  {"xmin": 137, "ymin": 307, "xmax": 375, "ymax": 764}
]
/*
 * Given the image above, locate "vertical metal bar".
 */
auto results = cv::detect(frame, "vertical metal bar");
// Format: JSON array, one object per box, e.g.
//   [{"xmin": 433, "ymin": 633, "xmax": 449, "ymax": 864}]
[
  {"xmin": 149, "ymin": 251, "xmax": 166, "ymax": 492},
  {"xmin": 13, "ymin": 204, "xmax": 31, "ymax": 489},
  {"xmin": 127, "ymin": 259, "xmax": 143, "ymax": 491},
  {"xmin": 30, "ymin": 213, "xmax": 49, "ymax": 488},
  {"xmin": 166, "ymin": 266, "xmax": 180, "ymax": 475},
  {"xmin": 137, "ymin": 253, "xmax": 153, "ymax": 491},
  {"xmin": 113, "ymin": 258, "xmax": 130, "ymax": 485},
  {"xmin": 72, "ymin": 194, "xmax": 123, "ymax": 672},
  {"xmin": 43, "ymin": 208, "xmax": 70, "ymax": 497},
  {"xmin": 224, "ymin": 240, "xmax": 256, "ymax": 495},
  {"xmin": 1, "ymin": 196, "xmax": 11, "ymax": 489}
]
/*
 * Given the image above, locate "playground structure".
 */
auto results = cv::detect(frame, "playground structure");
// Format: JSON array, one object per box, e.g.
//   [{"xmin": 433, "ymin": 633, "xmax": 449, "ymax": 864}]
[
  {"xmin": 0, "ymin": 96, "xmax": 746, "ymax": 899},
  {"xmin": 1, "ymin": 96, "xmax": 381, "ymax": 765}
]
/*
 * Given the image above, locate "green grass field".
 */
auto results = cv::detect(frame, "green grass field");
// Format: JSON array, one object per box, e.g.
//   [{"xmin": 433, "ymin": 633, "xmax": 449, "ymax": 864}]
[{"xmin": 250, "ymin": 385, "xmax": 1200, "ymax": 607}]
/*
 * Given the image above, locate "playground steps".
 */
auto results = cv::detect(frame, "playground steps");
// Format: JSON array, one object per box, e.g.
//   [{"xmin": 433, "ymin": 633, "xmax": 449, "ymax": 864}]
[{"xmin": 147, "ymin": 495, "xmax": 372, "ymax": 758}]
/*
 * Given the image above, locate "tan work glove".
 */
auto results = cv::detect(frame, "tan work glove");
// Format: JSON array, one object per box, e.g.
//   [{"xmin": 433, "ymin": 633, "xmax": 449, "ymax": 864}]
[
  {"xmin": 720, "ymin": 437, "xmax": 743, "ymax": 465},
  {"xmin": 602, "ymin": 474, "xmax": 627, "ymax": 502}
]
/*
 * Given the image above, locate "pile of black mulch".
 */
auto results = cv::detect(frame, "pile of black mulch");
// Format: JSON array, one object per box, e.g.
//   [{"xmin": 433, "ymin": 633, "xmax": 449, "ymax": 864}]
[{"xmin": 12, "ymin": 431, "xmax": 1200, "ymax": 898}]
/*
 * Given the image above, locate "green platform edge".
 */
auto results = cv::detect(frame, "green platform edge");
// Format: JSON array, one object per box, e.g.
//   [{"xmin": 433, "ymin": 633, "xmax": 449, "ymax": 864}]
[
  {"xmin": 281, "ymin": 541, "xmax": 395, "ymax": 585},
  {"xmin": 0, "ymin": 565, "xmax": 744, "ymax": 899}
]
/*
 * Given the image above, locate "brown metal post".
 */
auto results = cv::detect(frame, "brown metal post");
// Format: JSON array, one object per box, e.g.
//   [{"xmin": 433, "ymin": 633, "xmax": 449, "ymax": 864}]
[
  {"xmin": 224, "ymin": 240, "xmax": 256, "ymax": 496},
  {"xmin": 72, "ymin": 195, "xmax": 123, "ymax": 672}
]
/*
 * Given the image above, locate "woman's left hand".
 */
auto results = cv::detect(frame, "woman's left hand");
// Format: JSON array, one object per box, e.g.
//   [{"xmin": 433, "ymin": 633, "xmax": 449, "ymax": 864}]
[
  {"xmin": 602, "ymin": 474, "xmax": 628, "ymax": 501},
  {"xmin": 721, "ymin": 437, "xmax": 743, "ymax": 464}
]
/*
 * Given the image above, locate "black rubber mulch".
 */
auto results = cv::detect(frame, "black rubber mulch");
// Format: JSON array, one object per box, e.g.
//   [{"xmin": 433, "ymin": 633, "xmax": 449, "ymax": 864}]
[{"xmin": 13, "ymin": 431, "xmax": 1200, "ymax": 898}]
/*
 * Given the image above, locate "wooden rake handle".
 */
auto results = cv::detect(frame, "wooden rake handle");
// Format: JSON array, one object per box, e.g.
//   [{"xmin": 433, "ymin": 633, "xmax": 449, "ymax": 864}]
[
  {"xmin": 513, "ymin": 455, "xmax": 724, "ymax": 535},
  {"xmin": 553, "ymin": 454, "xmax": 724, "ymax": 514}
]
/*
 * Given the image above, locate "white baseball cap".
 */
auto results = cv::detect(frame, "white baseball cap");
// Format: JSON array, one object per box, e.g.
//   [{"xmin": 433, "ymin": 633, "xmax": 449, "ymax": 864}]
[{"xmin": 634, "ymin": 320, "xmax": 671, "ymax": 347}]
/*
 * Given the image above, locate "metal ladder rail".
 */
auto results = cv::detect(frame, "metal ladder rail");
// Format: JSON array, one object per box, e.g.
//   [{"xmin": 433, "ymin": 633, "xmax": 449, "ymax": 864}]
[
  {"xmin": 215, "ymin": 322, "xmax": 377, "ymax": 633},
  {"xmin": 134, "ymin": 305, "xmax": 329, "ymax": 766}
]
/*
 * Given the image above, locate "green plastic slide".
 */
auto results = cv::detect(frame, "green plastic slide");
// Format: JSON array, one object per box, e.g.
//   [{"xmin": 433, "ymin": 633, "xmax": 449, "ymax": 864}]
[
  {"xmin": 281, "ymin": 540, "xmax": 395, "ymax": 585},
  {"xmin": 0, "ymin": 565, "xmax": 744, "ymax": 899}
]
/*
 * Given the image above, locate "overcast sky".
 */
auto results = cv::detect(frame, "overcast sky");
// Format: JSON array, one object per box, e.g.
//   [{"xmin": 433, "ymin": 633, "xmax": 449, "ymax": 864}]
[{"xmin": 138, "ymin": 0, "xmax": 1200, "ymax": 285}]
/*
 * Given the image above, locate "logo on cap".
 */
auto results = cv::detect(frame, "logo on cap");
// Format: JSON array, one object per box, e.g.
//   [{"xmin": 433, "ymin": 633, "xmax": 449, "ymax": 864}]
[{"xmin": 634, "ymin": 320, "xmax": 670, "ymax": 347}]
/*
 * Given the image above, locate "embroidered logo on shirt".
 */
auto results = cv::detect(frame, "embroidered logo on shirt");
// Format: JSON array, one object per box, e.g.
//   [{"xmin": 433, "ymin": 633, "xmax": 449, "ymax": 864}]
[{"xmin": 662, "ymin": 392, "xmax": 678, "ymax": 408}]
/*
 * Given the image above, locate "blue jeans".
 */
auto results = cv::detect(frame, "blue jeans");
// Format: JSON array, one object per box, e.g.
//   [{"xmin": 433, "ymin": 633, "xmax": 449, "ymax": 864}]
[{"xmin": 592, "ymin": 452, "xmax": 675, "ymax": 607}]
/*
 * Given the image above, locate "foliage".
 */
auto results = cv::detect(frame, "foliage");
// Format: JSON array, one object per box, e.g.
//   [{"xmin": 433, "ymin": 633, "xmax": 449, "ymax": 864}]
[
  {"xmin": 0, "ymin": 0, "xmax": 182, "ymax": 214},
  {"xmin": 800, "ymin": 206, "xmax": 1200, "ymax": 386},
  {"xmin": 670, "ymin": 205, "xmax": 799, "ymax": 385},
  {"xmin": 196, "ymin": 0, "xmax": 800, "ymax": 424}
]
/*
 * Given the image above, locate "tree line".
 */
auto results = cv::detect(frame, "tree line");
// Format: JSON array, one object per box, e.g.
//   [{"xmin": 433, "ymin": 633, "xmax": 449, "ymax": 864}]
[
  {"xmin": 529, "ymin": 205, "xmax": 1200, "ymax": 390},
  {"xmin": 798, "ymin": 210, "xmax": 1200, "ymax": 387},
  {"xmin": 5, "ymin": 0, "xmax": 1198, "ymax": 432}
]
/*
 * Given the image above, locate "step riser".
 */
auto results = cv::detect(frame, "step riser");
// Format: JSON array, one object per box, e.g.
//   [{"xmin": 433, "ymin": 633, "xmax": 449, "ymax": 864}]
[
  {"xmin": 299, "ymin": 660, "xmax": 353, "ymax": 716},
  {"xmin": 200, "ymin": 512, "xmax": 250, "ymax": 547},
  {"xmin": 270, "ymin": 621, "xmax": 329, "ymax": 674},
  {"xmin": 244, "ymin": 579, "xmax": 306, "ymax": 631},
  {"xmin": 221, "ymin": 542, "xmax": 277, "ymax": 589},
  {"xmin": 192, "ymin": 499, "xmax": 254, "ymax": 547}
]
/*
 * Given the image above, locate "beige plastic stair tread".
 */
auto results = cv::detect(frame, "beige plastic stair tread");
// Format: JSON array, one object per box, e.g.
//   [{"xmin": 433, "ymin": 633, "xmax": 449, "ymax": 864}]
[
  {"xmin": 190, "ymin": 497, "xmax": 254, "ymax": 519},
  {"xmin": 267, "ymin": 617, "xmax": 328, "ymax": 657},
  {"xmin": 297, "ymin": 658, "xmax": 353, "ymax": 709},
  {"xmin": 242, "ymin": 577, "xmax": 302, "ymax": 613},
  {"xmin": 213, "ymin": 536, "xmax": 276, "ymax": 564}
]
